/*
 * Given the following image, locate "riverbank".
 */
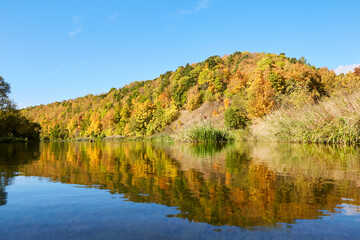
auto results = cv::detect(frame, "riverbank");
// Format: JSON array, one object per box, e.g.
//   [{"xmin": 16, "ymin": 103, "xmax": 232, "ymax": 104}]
[
  {"xmin": 0, "ymin": 137, "xmax": 30, "ymax": 143},
  {"xmin": 26, "ymin": 90, "xmax": 360, "ymax": 145}
]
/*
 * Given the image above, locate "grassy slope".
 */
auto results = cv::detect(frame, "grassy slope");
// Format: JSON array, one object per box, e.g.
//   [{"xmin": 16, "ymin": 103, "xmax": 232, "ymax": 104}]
[{"xmin": 251, "ymin": 90, "xmax": 360, "ymax": 144}]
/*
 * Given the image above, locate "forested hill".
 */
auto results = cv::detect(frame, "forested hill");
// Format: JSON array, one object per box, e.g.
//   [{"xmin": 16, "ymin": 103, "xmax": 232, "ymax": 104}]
[{"xmin": 21, "ymin": 52, "xmax": 360, "ymax": 140}]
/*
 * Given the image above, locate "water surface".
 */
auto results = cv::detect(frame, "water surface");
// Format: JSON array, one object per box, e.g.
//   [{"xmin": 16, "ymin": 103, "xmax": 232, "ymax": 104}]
[{"xmin": 1, "ymin": 142, "xmax": 360, "ymax": 239}]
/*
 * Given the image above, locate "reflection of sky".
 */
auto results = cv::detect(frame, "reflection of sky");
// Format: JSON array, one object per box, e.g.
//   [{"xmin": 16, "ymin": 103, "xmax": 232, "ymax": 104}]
[{"xmin": 339, "ymin": 204, "xmax": 360, "ymax": 216}]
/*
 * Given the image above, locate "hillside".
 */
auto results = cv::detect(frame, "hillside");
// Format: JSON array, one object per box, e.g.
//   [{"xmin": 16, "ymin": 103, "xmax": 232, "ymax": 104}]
[{"xmin": 21, "ymin": 52, "xmax": 360, "ymax": 140}]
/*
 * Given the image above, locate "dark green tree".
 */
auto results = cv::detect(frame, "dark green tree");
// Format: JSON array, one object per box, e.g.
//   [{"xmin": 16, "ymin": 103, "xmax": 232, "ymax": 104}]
[
  {"xmin": 0, "ymin": 76, "xmax": 41, "ymax": 140},
  {"xmin": 0, "ymin": 76, "xmax": 15, "ymax": 110},
  {"xmin": 224, "ymin": 107, "xmax": 248, "ymax": 129}
]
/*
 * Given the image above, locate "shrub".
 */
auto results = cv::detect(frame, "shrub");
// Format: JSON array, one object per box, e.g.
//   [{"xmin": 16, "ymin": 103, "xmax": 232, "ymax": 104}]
[{"xmin": 224, "ymin": 107, "xmax": 248, "ymax": 129}]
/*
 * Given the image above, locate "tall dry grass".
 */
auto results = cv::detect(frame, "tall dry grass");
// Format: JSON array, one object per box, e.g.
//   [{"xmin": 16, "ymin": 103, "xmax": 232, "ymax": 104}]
[{"xmin": 250, "ymin": 91, "xmax": 360, "ymax": 144}]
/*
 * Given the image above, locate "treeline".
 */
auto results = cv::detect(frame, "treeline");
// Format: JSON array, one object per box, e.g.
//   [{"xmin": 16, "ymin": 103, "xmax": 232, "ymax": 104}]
[
  {"xmin": 0, "ymin": 76, "xmax": 41, "ymax": 142},
  {"xmin": 21, "ymin": 52, "xmax": 360, "ymax": 140}
]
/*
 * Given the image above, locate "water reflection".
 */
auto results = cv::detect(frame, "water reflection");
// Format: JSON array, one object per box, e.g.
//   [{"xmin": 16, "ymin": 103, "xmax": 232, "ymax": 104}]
[
  {"xmin": 2, "ymin": 142, "xmax": 360, "ymax": 229},
  {"xmin": 0, "ymin": 143, "xmax": 40, "ymax": 206}
]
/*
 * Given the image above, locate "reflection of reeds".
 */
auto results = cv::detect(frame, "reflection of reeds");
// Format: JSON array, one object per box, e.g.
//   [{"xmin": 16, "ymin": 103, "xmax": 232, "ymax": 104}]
[
  {"xmin": 177, "ymin": 122, "xmax": 234, "ymax": 143},
  {"xmin": 247, "ymin": 142, "xmax": 360, "ymax": 187},
  {"xmin": 251, "ymin": 91, "xmax": 360, "ymax": 144},
  {"xmin": 189, "ymin": 142, "xmax": 228, "ymax": 157}
]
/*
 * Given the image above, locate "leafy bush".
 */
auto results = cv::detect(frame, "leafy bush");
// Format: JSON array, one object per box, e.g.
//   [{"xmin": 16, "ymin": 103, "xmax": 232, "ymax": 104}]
[{"xmin": 224, "ymin": 107, "xmax": 248, "ymax": 129}]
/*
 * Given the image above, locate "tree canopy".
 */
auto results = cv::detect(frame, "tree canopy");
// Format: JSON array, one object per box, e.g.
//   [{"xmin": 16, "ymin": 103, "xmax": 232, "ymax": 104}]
[
  {"xmin": 0, "ymin": 76, "xmax": 14, "ymax": 110},
  {"xmin": 0, "ymin": 76, "xmax": 40, "ymax": 140},
  {"xmin": 20, "ymin": 52, "xmax": 360, "ymax": 140}
]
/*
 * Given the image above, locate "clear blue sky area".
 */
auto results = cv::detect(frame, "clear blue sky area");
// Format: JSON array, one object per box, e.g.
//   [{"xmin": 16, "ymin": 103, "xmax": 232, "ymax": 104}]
[{"xmin": 1, "ymin": 0, "xmax": 359, "ymax": 108}]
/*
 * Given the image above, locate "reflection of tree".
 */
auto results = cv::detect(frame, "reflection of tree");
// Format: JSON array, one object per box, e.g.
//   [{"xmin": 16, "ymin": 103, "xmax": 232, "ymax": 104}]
[
  {"xmin": 18, "ymin": 142, "xmax": 360, "ymax": 228},
  {"xmin": 0, "ymin": 175, "xmax": 9, "ymax": 206},
  {"xmin": 0, "ymin": 143, "xmax": 40, "ymax": 206}
]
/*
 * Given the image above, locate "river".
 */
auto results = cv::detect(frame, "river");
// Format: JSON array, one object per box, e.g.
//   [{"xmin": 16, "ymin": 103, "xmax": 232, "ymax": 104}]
[{"xmin": 1, "ymin": 142, "xmax": 360, "ymax": 239}]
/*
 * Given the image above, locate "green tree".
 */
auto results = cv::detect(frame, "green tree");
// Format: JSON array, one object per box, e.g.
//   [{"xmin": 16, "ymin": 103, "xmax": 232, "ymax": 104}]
[
  {"xmin": 0, "ymin": 76, "xmax": 41, "ymax": 140},
  {"xmin": 224, "ymin": 107, "xmax": 248, "ymax": 129},
  {"xmin": 0, "ymin": 76, "xmax": 15, "ymax": 110}
]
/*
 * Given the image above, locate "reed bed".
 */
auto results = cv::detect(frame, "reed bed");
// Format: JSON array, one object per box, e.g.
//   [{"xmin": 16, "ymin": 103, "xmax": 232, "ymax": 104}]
[{"xmin": 177, "ymin": 122, "xmax": 234, "ymax": 143}]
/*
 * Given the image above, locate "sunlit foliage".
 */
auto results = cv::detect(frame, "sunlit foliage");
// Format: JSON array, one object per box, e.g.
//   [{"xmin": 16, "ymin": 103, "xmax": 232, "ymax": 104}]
[{"xmin": 21, "ymin": 52, "xmax": 360, "ymax": 139}]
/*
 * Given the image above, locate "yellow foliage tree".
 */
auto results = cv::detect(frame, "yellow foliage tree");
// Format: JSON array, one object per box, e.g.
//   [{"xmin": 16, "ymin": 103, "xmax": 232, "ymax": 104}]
[
  {"xmin": 87, "ymin": 112, "xmax": 102, "ymax": 136},
  {"xmin": 246, "ymin": 72, "xmax": 274, "ymax": 118}
]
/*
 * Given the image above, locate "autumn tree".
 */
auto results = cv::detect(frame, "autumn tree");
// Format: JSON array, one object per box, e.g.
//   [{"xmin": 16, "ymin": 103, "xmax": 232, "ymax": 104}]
[
  {"xmin": 246, "ymin": 72, "xmax": 274, "ymax": 118},
  {"xmin": 354, "ymin": 66, "xmax": 360, "ymax": 77}
]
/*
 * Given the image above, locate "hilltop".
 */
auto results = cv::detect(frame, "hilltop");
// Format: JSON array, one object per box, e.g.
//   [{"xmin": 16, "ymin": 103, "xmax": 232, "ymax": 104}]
[{"xmin": 21, "ymin": 51, "xmax": 360, "ymax": 141}]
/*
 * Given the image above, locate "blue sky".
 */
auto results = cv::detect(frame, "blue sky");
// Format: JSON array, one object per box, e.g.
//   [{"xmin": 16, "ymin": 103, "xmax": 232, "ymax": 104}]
[{"xmin": 1, "ymin": 0, "xmax": 359, "ymax": 108}]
